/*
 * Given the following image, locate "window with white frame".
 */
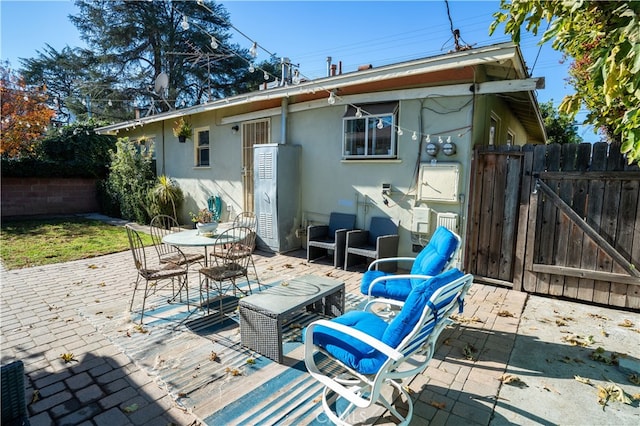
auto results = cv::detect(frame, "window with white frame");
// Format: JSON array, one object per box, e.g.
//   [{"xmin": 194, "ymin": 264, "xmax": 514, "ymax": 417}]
[
  {"xmin": 506, "ymin": 129, "xmax": 515, "ymax": 146},
  {"xmin": 194, "ymin": 127, "xmax": 210, "ymax": 167},
  {"xmin": 343, "ymin": 102, "xmax": 398, "ymax": 159},
  {"xmin": 489, "ymin": 114, "xmax": 500, "ymax": 146}
]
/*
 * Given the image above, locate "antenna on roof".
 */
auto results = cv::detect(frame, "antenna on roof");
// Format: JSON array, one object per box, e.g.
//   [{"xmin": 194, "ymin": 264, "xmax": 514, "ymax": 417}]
[{"xmin": 443, "ymin": 0, "xmax": 473, "ymax": 53}]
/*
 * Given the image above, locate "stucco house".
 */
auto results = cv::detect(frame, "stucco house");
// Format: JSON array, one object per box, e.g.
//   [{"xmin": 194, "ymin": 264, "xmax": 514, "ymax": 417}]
[{"xmin": 97, "ymin": 41, "xmax": 546, "ymax": 262}]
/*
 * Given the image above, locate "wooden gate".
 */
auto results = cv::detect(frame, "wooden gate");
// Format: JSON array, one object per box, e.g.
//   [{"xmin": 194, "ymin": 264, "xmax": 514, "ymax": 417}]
[{"xmin": 467, "ymin": 142, "xmax": 640, "ymax": 310}]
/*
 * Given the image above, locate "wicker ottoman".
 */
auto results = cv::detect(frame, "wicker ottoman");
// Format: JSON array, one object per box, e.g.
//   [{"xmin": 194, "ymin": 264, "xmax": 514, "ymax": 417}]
[{"xmin": 239, "ymin": 274, "xmax": 345, "ymax": 363}]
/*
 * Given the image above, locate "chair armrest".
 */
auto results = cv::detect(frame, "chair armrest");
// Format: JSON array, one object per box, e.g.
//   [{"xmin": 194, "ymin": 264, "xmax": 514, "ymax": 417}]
[
  {"xmin": 345, "ymin": 229, "xmax": 368, "ymax": 247},
  {"xmin": 308, "ymin": 225, "xmax": 329, "ymax": 240},
  {"xmin": 367, "ymin": 257, "xmax": 417, "ymax": 271},
  {"xmin": 368, "ymin": 274, "xmax": 434, "ymax": 298},
  {"xmin": 305, "ymin": 319, "xmax": 403, "ymax": 361},
  {"xmin": 376, "ymin": 234, "xmax": 399, "ymax": 257},
  {"xmin": 363, "ymin": 297, "xmax": 405, "ymax": 313}
]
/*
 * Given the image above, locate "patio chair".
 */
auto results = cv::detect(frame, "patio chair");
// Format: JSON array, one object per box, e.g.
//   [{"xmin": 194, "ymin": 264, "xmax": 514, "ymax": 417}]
[
  {"xmin": 304, "ymin": 268, "xmax": 473, "ymax": 426},
  {"xmin": 212, "ymin": 214, "xmax": 261, "ymax": 287},
  {"xmin": 149, "ymin": 214, "xmax": 205, "ymax": 266},
  {"xmin": 1, "ymin": 360, "xmax": 30, "ymax": 426},
  {"xmin": 344, "ymin": 216, "xmax": 399, "ymax": 272},
  {"xmin": 126, "ymin": 225, "xmax": 189, "ymax": 324},
  {"xmin": 200, "ymin": 226, "xmax": 256, "ymax": 318},
  {"xmin": 307, "ymin": 212, "xmax": 357, "ymax": 268},
  {"xmin": 361, "ymin": 225, "xmax": 461, "ymax": 302}
]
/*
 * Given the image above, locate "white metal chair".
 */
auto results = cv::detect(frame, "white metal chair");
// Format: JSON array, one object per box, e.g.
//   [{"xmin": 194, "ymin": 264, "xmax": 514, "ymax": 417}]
[
  {"xmin": 126, "ymin": 224, "xmax": 190, "ymax": 324},
  {"xmin": 360, "ymin": 225, "xmax": 461, "ymax": 302},
  {"xmin": 304, "ymin": 268, "xmax": 473, "ymax": 426}
]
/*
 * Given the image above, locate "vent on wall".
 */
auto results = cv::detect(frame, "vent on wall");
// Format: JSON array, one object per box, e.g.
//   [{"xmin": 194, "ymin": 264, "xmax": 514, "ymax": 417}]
[{"xmin": 435, "ymin": 212, "xmax": 459, "ymax": 232}]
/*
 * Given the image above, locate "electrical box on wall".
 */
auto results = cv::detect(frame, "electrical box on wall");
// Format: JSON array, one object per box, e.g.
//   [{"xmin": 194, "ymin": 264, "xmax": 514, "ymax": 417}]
[
  {"xmin": 411, "ymin": 206, "xmax": 430, "ymax": 235},
  {"xmin": 418, "ymin": 163, "xmax": 460, "ymax": 203}
]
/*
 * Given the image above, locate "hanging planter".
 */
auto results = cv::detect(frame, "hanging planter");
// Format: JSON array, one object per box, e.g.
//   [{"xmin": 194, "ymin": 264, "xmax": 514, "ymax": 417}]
[{"xmin": 173, "ymin": 117, "xmax": 192, "ymax": 143}]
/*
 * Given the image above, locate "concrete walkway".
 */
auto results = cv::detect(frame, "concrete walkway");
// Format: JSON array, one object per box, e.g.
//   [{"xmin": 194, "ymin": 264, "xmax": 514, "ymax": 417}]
[{"xmin": 1, "ymin": 219, "xmax": 638, "ymax": 425}]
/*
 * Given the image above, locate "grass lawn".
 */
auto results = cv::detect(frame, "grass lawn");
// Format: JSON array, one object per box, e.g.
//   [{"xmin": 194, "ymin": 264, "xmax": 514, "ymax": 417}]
[{"xmin": 0, "ymin": 217, "xmax": 153, "ymax": 270}]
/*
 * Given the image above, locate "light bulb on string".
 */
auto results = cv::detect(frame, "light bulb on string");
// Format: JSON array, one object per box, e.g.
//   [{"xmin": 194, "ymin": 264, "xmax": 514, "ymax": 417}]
[
  {"xmin": 355, "ymin": 107, "xmax": 362, "ymax": 118},
  {"xmin": 210, "ymin": 36, "xmax": 218, "ymax": 50},
  {"xmin": 248, "ymin": 63, "xmax": 255, "ymax": 73},
  {"xmin": 108, "ymin": 100, "xmax": 113, "ymax": 107},
  {"xmin": 425, "ymin": 134, "xmax": 431, "ymax": 143},
  {"xmin": 263, "ymin": 71, "xmax": 269, "ymax": 80},
  {"xmin": 412, "ymin": 131, "xmax": 418, "ymax": 141},
  {"xmin": 249, "ymin": 42, "xmax": 258, "ymax": 58},
  {"xmin": 327, "ymin": 91, "xmax": 336, "ymax": 105},
  {"xmin": 397, "ymin": 127, "xmax": 403, "ymax": 136},
  {"xmin": 181, "ymin": 15, "xmax": 189, "ymax": 30},
  {"xmin": 377, "ymin": 119, "xmax": 384, "ymax": 129},
  {"xmin": 292, "ymin": 70, "xmax": 300, "ymax": 85},
  {"xmin": 438, "ymin": 136, "xmax": 443, "ymax": 143}
]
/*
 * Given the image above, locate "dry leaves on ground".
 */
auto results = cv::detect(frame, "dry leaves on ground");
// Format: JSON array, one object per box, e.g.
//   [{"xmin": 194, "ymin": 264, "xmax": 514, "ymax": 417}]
[
  {"xmin": 499, "ymin": 374, "xmax": 528, "ymax": 388},
  {"xmin": 561, "ymin": 334, "xmax": 595, "ymax": 347}
]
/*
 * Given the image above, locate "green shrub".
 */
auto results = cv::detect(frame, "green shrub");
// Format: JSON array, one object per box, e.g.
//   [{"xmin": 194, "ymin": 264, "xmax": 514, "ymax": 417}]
[{"xmin": 102, "ymin": 138, "xmax": 155, "ymax": 223}]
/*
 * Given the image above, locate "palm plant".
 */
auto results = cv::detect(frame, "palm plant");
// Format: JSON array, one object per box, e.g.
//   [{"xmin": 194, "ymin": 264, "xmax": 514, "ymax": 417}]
[{"xmin": 147, "ymin": 175, "xmax": 184, "ymax": 221}]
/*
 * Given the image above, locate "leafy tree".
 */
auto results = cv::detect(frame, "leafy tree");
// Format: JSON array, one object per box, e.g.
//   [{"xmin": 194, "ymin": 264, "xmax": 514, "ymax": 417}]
[
  {"xmin": 103, "ymin": 137, "xmax": 155, "ymax": 223},
  {"xmin": 490, "ymin": 0, "xmax": 640, "ymax": 164},
  {"xmin": 0, "ymin": 62, "xmax": 55, "ymax": 158},
  {"xmin": 539, "ymin": 100, "xmax": 582, "ymax": 145},
  {"xmin": 19, "ymin": 0, "xmax": 280, "ymax": 125}
]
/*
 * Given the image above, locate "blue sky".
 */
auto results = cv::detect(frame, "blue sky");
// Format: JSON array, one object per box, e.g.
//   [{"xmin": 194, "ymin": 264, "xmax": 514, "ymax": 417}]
[{"xmin": 0, "ymin": 0, "xmax": 597, "ymax": 141}]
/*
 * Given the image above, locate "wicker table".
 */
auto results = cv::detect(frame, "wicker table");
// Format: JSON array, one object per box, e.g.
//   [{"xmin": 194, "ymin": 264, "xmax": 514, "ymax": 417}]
[{"xmin": 239, "ymin": 274, "xmax": 345, "ymax": 363}]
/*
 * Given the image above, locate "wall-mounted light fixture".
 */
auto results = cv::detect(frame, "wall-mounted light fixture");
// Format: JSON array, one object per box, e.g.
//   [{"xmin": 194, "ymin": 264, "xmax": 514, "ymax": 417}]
[{"xmin": 231, "ymin": 125, "xmax": 239, "ymax": 134}]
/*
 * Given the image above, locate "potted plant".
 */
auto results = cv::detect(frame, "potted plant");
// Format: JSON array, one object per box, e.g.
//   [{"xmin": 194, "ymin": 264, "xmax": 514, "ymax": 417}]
[
  {"xmin": 190, "ymin": 208, "xmax": 218, "ymax": 234},
  {"xmin": 173, "ymin": 117, "xmax": 192, "ymax": 143}
]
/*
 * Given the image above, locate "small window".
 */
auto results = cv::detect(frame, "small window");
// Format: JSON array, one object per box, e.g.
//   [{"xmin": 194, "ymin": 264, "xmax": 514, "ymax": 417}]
[
  {"xmin": 195, "ymin": 127, "xmax": 210, "ymax": 167},
  {"xmin": 489, "ymin": 114, "xmax": 500, "ymax": 146},
  {"xmin": 506, "ymin": 129, "xmax": 515, "ymax": 146},
  {"xmin": 343, "ymin": 102, "xmax": 398, "ymax": 159}
]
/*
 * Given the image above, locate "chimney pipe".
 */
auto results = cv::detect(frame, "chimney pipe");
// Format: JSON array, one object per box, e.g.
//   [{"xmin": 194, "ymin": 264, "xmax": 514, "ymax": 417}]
[
  {"xmin": 326, "ymin": 56, "xmax": 332, "ymax": 77},
  {"xmin": 331, "ymin": 64, "xmax": 337, "ymax": 76}
]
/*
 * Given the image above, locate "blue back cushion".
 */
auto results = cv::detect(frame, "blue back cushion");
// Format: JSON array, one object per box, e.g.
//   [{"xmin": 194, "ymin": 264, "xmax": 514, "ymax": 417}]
[
  {"xmin": 382, "ymin": 268, "xmax": 463, "ymax": 349},
  {"xmin": 368, "ymin": 217, "xmax": 398, "ymax": 245},
  {"xmin": 410, "ymin": 226, "xmax": 458, "ymax": 287},
  {"xmin": 328, "ymin": 212, "xmax": 356, "ymax": 236}
]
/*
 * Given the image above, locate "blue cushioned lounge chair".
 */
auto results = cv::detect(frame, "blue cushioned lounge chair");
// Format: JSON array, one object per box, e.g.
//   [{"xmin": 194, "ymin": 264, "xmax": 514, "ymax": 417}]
[
  {"xmin": 360, "ymin": 225, "xmax": 461, "ymax": 302},
  {"xmin": 304, "ymin": 268, "xmax": 473, "ymax": 426}
]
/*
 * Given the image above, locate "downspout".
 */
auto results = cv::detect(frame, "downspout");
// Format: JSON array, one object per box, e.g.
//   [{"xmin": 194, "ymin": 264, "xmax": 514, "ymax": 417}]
[
  {"xmin": 161, "ymin": 120, "xmax": 166, "ymax": 175},
  {"xmin": 281, "ymin": 97, "xmax": 288, "ymax": 144}
]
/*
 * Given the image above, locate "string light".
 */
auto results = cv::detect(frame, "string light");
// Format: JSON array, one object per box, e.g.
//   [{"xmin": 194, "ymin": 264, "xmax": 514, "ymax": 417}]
[
  {"xmin": 377, "ymin": 118, "xmax": 384, "ymax": 129},
  {"xmin": 397, "ymin": 128, "xmax": 403, "ymax": 136},
  {"xmin": 248, "ymin": 63, "xmax": 255, "ymax": 73},
  {"xmin": 412, "ymin": 131, "xmax": 418, "ymax": 140},
  {"xmin": 327, "ymin": 91, "xmax": 336, "ymax": 105},
  {"xmin": 210, "ymin": 36, "xmax": 219, "ymax": 50},
  {"xmin": 355, "ymin": 107, "xmax": 362, "ymax": 118},
  {"xmin": 181, "ymin": 15, "xmax": 189, "ymax": 30},
  {"xmin": 249, "ymin": 42, "xmax": 258, "ymax": 58},
  {"xmin": 263, "ymin": 71, "xmax": 269, "ymax": 81}
]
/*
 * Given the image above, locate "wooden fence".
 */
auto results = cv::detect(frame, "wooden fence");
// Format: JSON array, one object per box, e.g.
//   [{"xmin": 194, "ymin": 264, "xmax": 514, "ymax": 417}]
[{"xmin": 467, "ymin": 142, "xmax": 640, "ymax": 310}]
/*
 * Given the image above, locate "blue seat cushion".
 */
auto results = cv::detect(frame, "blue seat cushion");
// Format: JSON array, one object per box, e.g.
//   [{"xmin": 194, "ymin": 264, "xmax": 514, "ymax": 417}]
[
  {"xmin": 382, "ymin": 268, "xmax": 463, "ymax": 348},
  {"xmin": 361, "ymin": 270, "xmax": 412, "ymax": 300},
  {"xmin": 309, "ymin": 311, "xmax": 389, "ymax": 375}
]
